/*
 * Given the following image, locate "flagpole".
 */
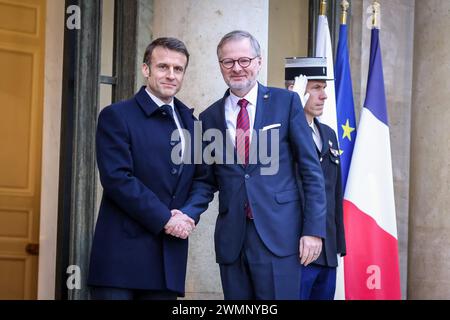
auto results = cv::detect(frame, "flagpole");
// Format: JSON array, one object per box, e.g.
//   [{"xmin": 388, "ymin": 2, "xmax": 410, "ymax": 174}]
[
  {"xmin": 341, "ymin": 0, "xmax": 349, "ymax": 25},
  {"xmin": 372, "ymin": 1, "xmax": 380, "ymax": 29},
  {"xmin": 319, "ymin": 0, "xmax": 327, "ymax": 16},
  {"xmin": 334, "ymin": 0, "xmax": 354, "ymax": 301}
]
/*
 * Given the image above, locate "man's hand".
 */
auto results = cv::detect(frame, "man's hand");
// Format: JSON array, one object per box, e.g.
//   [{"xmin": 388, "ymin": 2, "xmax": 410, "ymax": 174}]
[
  {"xmin": 292, "ymin": 74, "xmax": 310, "ymax": 108},
  {"xmin": 164, "ymin": 209, "xmax": 195, "ymax": 239},
  {"xmin": 299, "ymin": 235, "xmax": 322, "ymax": 266}
]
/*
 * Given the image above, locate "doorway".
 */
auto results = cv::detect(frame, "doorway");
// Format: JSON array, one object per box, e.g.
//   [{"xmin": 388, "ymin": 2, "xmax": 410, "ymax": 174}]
[{"xmin": 0, "ymin": 0, "xmax": 46, "ymax": 299}]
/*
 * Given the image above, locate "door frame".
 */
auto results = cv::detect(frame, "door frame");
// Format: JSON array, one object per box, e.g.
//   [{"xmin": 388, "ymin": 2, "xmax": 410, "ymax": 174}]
[{"xmin": 55, "ymin": 0, "xmax": 139, "ymax": 300}]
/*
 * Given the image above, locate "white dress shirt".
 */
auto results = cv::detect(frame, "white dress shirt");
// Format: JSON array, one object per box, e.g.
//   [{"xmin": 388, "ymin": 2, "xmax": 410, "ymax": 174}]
[
  {"xmin": 224, "ymin": 83, "xmax": 258, "ymax": 145},
  {"xmin": 145, "ymin": 89, "xmax": 185, "ymax": 157},
  {"xmin": 309, "ymin": 119, "xmax": 323, "ymax": 152}
]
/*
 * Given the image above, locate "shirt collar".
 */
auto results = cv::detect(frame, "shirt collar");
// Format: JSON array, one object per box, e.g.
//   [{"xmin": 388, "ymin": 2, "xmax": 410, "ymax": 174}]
[
  {"xmin": 229, "ymin": 83, "xmax": 258, "ymax": 110},
  {"xmin": 145, "ymin": 88, "xmax": 174, "ymax": 108},
  {"xmin": 309, "ymin": 119, "xmax": 319, "ymax": 135}
]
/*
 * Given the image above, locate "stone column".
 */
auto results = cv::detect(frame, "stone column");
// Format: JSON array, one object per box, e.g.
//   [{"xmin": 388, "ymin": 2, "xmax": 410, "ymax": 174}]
[
  {"xmin": 151, "ymin": 0, "xmax": 269, "ymax": 299},
  {"xmin": 408, "ymin": 0, "xmax": 450, "ymax": 299}
]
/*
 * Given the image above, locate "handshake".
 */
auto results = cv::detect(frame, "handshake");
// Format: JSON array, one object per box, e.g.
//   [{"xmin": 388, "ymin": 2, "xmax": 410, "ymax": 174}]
[{"xmin": 164, "ymin": 209, "xmax": 195, "ymax": 239}]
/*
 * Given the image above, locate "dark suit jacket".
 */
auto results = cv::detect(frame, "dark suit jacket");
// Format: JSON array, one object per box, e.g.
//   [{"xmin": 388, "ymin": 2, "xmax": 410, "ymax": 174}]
[
  {"xmin": 88, "ymin": 86, "xmax": 196, "ymax": 295},
  {"xmin": 313, "ymin": 119, "xmax": 346, "ymax": 267},
  {"xmin": 182, "ymin": 83, "xmax": 327, "ymax": 264}
]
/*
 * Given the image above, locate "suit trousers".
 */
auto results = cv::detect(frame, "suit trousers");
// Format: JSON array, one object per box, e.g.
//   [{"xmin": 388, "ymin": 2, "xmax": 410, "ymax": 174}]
[
  {"xmin": 299, "ymin": 264, "xmax": 336, "ymax": 300},
  {"xmin": 219, "ymin": 219, "xmax": 302, "ymax": 300},
  {"xmin": 89, "ymin": 286, "xmax": 177, "ymax": 300}
]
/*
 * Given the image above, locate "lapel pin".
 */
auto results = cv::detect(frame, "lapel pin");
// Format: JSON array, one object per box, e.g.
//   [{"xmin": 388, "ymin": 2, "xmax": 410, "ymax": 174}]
[
  {"xmin": 328, "ymin": 140, "xmax": 333, "ymax": 147},
  {"xmin": 263, "ymin": 94, "xmax": 269, "ymax": 99}
]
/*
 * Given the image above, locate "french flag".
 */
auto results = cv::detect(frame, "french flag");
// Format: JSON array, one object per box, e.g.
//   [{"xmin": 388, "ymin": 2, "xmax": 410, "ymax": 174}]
[{"xmin": 343, "ymin": 28, "xmax": 401, "ymax": 299}]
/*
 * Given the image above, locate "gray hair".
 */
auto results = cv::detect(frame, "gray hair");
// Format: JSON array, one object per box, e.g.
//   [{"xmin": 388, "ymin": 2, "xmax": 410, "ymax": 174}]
[{"xmin": 217, "ymin": 30, "xmax": 261, "ymax": 58}]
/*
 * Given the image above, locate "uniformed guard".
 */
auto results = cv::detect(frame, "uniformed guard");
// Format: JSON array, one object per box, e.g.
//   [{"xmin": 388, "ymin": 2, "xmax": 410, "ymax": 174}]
[{"xmin": 285, "ymin": 57, "xmax": 346, "ymax": 300}]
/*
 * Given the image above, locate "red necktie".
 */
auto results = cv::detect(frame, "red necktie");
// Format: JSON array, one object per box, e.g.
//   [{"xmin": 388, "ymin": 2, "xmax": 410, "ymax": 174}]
[
  {"xmin": 236, "ymin": 98, "xmax": 250, "ymax": 165},
  {"xmin": 236, "ymin": 98, "xmax": 253, "ymax": 219}
]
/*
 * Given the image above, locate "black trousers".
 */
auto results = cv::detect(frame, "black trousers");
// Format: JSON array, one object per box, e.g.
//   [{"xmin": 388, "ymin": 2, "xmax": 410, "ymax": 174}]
[{"xmin": 90, "ymin": 286, "xmax": 177, "ymax": 300}]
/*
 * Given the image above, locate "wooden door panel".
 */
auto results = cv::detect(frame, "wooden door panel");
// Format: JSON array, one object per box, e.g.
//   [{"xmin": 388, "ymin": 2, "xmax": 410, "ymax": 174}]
[
  {"xmin": 0, "ymin": 0, "xmax": 45, "ymax": 300},
  {"xmin": 0, "ymin": 208, "xmax": 30, "ymax": 238},
  {"xmin": 0, "ymin": 48, "xmax": 33, "ymax": 191},
  {"xmin": 0, "ymin": 1, "xmax": 38, "ymax": 35},
  {"xmin": 0, "ymin": 257, "xmax": 27, "ymax": 299}
]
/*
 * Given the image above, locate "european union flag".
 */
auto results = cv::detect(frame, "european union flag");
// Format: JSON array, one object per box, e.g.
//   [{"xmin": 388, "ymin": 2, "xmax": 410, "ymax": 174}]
[{"xmin": 335, "ymin": 23, "xmax": 357, "ymax": 191}]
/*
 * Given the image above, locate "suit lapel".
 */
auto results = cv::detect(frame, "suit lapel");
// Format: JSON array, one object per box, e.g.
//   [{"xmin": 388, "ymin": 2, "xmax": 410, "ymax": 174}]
[
  {"xmin": 176, "ymin": 100, "xmax": 196, "ymax": 170},
  {"xmin": 218, "ymin": 93, "xmax": 230, "ymax": 140},
  {"xmin": 252, "ymin": 83, "xmax": 270, "ymax": 134},
  {"xmin": 135, "ymin": 86, "xmax": 160, "ymax": 117},
  {"xmin": 247, "ymin": 83, "xmax": 270, "ymax": 173},
  {"xmin": 217, "ymin": 90, "xmax": 239, "ymax": 166},
  {"xmin": 170, "ymin": 99, "xmax": 196, "ymax": 198},
  {"xmin": 174, "ymin": 99, "xmax": 194, "ymax": 131},
  {"xmin": 314, "ymin": 118, "xmax": 329, "ymax": 157}
]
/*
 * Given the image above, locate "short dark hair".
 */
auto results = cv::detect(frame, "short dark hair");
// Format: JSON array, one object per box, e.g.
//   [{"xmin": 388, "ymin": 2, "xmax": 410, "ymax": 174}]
[
  {"xmin": 143, "ymin": 37, "xmax": 190, "ymax": 68},
  {"xmin": 285, "ymin": 80, "xmax": 295, "ymax": 90},
  {"xmin": 217, "ymin": 30, "xmax": 261, "ymax": 58}
]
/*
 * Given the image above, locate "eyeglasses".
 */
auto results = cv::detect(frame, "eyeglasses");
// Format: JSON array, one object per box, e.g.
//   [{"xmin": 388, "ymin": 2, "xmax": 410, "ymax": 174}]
[{"xmin": 219, "ymin": 56, "xmax": 259, "ymax": 69}]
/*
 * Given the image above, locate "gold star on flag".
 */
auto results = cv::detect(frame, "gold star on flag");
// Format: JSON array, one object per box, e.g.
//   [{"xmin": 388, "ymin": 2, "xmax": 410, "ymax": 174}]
[
  {"xmin": 341, "ymin": 119, "xmax": 355, "ymax": 141},
  {"xmin": 339, "ymin": 149, "xmax": 344, "ymax": 155}
]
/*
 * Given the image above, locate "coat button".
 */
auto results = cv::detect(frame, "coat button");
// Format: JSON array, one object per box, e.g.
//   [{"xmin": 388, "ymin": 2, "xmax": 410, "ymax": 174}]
[
  {"xmin": 244, "ymin": 174, "xmax": 250, "ymax": 179},
  {"xmin": 171, "ymin": 168, "xmax": 177, "ymax": 175}
]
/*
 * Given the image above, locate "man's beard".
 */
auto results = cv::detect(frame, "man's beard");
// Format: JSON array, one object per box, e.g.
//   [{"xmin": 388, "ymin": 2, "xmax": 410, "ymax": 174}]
[{"xmin": 228, "ymin": 78, "xmax": 253, "ymax": 92}]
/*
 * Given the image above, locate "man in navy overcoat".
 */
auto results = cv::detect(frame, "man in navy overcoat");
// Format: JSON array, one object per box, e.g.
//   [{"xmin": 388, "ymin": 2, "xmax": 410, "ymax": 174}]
[{"xmin": 88, "ymin": 38, "xmax": 196, "ymax": 300}]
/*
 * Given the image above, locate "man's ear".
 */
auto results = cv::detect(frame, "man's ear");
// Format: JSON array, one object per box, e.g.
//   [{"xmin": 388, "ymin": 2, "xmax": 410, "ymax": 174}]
[
  {"xmin": 256, "ymin": 56, "xmax": 263, "ymax": 71},
  {"xmin": 141, "ymin": 63, "xmax": 150, "ymax": 78},
  {"xmin": 288, "ymin": 84, "xmax": 294, "ymax": 91}
]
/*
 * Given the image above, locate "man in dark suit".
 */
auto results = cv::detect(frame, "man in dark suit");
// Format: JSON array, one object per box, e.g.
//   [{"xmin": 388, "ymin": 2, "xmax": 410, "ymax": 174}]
[
  {"xmin": 175, "ymin": 30, "xmax": 327, "ymax": 300},
  {"xmin": 88, "ymin": 37, "xmax": 197, "ymax": 300},
  {"xmin": 286, "ymin": 57, "xmax": 346, "ymax": 300}
]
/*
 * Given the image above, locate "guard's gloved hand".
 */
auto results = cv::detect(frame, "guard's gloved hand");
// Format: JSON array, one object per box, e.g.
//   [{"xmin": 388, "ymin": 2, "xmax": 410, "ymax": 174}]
[{"xmin": 292, "ymin": 74, "xmax": 310, "ymax": 108}]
